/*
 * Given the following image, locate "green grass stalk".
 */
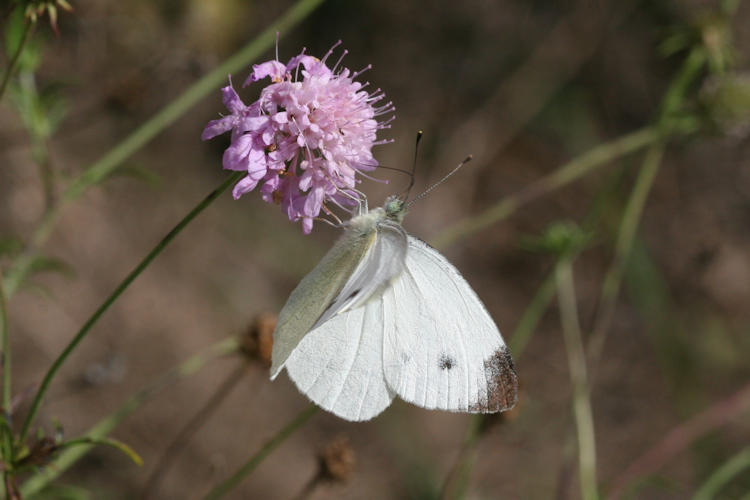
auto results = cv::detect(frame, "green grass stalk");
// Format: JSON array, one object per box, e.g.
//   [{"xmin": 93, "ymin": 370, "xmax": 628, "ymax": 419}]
[
  {"xmin": 432, "ymin": 126, "xmax": 661, "ymax": 250},
  {"xmin": 17, "ymin": 171, "xmax": 243, "ymax": 447},
  {"xmin": 556, "ymin": 258, "xmax": 598, "ymax": 500},
  {"xmin": 692, "ymin": 448, "xmax": 750, "ymax": 500},
  {"xmin": 20, "ymin": 336, "xmax": 240, "ymax": 497}
]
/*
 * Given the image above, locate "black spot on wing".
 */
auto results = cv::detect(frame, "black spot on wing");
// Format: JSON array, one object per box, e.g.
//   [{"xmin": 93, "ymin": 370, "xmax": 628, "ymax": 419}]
[
  {"xmin": 469, "ymin": 346, "xmax": 518, "ymax": 412},
  {"xmin": 438, "ymin": 353, "xmax": 456, "ymax": 370},
  {"xmin": 347, "ymin": 289, "xmax": 360, "ymax": 301}
]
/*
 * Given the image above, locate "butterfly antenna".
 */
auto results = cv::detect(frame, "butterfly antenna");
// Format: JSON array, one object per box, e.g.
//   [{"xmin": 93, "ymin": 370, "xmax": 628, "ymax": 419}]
[
  {"xmin": 401, "ymin": 130, "xmax": 423, "ymax": 202},
  {"xmin": 406, "ymin": 155, "xmax": 472, "ymax": 209}
]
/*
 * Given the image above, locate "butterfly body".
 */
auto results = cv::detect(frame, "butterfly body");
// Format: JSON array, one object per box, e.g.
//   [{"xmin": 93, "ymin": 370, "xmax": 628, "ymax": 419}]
[{"xmin": 271, "ymin": 196, "xmax": 518, "ymax": 421}]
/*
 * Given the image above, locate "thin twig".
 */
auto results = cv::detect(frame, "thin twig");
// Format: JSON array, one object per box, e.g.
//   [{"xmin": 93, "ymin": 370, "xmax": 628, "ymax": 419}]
[
  {"xmin": 607, "ymin": 380, "xmax": 750, "ymax": 499},
  {"xmin": 556, "ymin": 258, "xmax": 598, "ymax": 500},
  {"xmin": 202, "ymin": 405, "xmax": 319, "ymax": 500},
  {"xmin": 141, "ymin": 362, "xmax": 249, "ymax": 499},
  {"xmin": 17, "ymin": 171, "xmax": 243, "ymax": 446}
]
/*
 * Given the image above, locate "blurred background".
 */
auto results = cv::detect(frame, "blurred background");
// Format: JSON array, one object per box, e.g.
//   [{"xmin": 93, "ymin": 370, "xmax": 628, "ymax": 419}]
[{"xmin": 1, "ymin": 0, "xmax": 750, "ymax": 498}]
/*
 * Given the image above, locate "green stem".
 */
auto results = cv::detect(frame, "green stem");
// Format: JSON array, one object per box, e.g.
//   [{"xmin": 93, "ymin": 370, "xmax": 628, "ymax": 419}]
[
  {"xmin": 0, "ymin": 276, "xmax": 11, "ymax": 496},
  {"xmin": 586, "ymin": 143, "xmax": 664, "ymax": 371},
  {"xmin": 2, "ymin": 0, "xmax": 328, "ymax": 298},
  {"xmin": 507, "ymin": 271, "xmax": 557, "ymax": 356},
  {"xmin": 17, "ymin": 171, "xmax": 243, "ymax": 447},
  {"xmin": 438, "ymin": 414, "xmax": 484, "ymax": 500},
  {"xmin": 692, "ymin": 448, "xmax": 750, "ymax": 500},
  {"xmin": 202, "ymin": 405, "xmax": 318, "ymax": 500},
  {"xmin": 587, "ymin": 47, "xmax": 707, "ymax": 376},
  {"xmin": 20, "ymin": 336, "xmax": 240, "ymax": 497},
  {"xmin": 431, "ymin": 126, "xmax": 662, "ymax": 250},
  {"xmin": 0, "ymin": 17, "xmax": 32, "ymax": 103},
  {"xmin": 0, "ymin": 276, "xmax": 10, "ymax": 420},
  {"xmin": 556, "ymin": 258, "xmax": 598, "ymax": 500}
]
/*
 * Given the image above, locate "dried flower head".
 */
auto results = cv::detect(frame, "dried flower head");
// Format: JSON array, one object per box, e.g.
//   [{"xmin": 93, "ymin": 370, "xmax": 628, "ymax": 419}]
[
  {"xmin": 240, "ymin": 313, "xmax": 277, "ymax": 367},
  {"xmin": 203, "ymin": 41, "xmax": 394, "ymax": 233},
  {"xmin": 319, "ymin": 436, "xmax": 356, "ymax": 482}
]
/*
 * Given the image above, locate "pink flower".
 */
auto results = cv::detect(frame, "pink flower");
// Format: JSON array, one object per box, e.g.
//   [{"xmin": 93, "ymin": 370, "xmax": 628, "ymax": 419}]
[{"xmin": 202, "ymin": 41, "xmax": 394, "ymax": 233}]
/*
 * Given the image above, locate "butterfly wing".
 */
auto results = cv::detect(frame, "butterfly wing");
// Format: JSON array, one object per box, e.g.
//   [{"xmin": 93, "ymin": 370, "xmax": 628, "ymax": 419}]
[
  {"xmin": 382, "ymin": 237, "xmax": 518, "ymax": 413},
  {"xmin": 271, "ymin": 218, "xmax": 408, "ymax": 380},
  {"xmin": 271, "ymin": 229, "xmax": 375, "ymax": 379},
  {"xmin": 285, "ymin": 296, "xmax": 396, "ymax": 421}
]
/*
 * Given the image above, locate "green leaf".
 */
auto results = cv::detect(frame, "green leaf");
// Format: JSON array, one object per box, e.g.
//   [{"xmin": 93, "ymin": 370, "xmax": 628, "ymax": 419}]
[
  {"xmin": 59, "ymin": 437, "xmax": 143, "ymax": 467},
  {"xmin": 26, "ymin": 255, "xmax": 74, "ymax": 279}
]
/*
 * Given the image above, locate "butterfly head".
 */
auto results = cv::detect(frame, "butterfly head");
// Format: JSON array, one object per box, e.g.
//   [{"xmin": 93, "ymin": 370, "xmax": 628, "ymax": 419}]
[{"xmin": 384, "ymin": 195, "xmax": 407, "ymax": 223}]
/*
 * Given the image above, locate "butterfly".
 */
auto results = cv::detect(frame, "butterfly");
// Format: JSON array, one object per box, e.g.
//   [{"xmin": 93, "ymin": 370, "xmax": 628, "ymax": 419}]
[{"xmin": 270, "ymin": 195, "xmax": 518, "ymax": 421}]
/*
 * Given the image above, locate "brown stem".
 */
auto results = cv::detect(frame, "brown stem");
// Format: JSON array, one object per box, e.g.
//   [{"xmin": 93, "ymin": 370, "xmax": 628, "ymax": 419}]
[
  {"xmin": 607, "ymin": 381, "xmax": 750, "ymax": 499},
  {"xmin": 141, "ymin": 362, "xmax": 248, "ymax": 499}
]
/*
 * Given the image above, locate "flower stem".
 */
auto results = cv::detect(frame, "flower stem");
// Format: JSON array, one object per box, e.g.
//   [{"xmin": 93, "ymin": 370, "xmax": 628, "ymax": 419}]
[
  {"xmin": 556, "ymin": 257, "xmax": 598, "ymax": 500},
  {"xmin": 432, "ymin": 126, "xmax": 662, "ymax": 250},
  {"xmin": 202, "ymin": 405, "xmax": 318, "ymax": 500},
  {"xmin": 20, "ymin": 336, "xmax": 240, "ymax": 497},
  {"xmin": 16, "ymin": 171, "xmax": 243, "ymax": 447},
  {"xmin": 0, "ymin": 17, "xmax": 32, "ymax": 103},
  {"xmin": 2, "ymin": 0, "xmax": 328, "ymax": 299}
]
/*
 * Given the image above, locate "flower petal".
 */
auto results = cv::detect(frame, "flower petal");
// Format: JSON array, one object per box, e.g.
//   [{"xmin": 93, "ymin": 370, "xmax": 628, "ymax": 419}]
[
  {"xmin": 232, "ymin": 175, "xmax": 259, "ymax": 199},
  {"xmin": 245, "ymin": 60, "xmax": 287, "ymax": 86},
  {"xmin": 221, "ymin": 83, "xmax": 246, "ymax": 114},
  {"xmin": 201, "ymin": 116, "xmax": 235, "ymax": 140}
]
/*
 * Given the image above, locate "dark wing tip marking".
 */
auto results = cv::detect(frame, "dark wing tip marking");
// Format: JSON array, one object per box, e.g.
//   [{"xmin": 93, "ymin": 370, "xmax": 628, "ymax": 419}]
[
  {"xmin": 469, "ymin": 346, "xmax": 519, "ymax": 413},
  {"xmin": 438, "ymin": 353, "xmax": 456, "ymax": 370}
]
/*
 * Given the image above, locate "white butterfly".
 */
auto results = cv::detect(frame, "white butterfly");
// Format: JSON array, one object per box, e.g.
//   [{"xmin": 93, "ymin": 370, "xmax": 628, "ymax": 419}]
[{"xmin": 270, "ymin": 195, "xmax": 518, "ymax": 421}]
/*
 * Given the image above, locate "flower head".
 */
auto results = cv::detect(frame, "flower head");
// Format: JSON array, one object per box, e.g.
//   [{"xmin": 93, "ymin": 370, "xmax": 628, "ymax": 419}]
[{"xmin": 203, "ymin": 41, "xmax": 394, "ymax": 233}]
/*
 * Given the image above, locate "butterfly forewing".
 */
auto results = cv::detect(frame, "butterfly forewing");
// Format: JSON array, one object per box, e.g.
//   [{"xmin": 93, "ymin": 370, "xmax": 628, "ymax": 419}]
[
  {"xmin": 271, "ymin": 212, "xmax": 408, "ymax": 380},
  {"xmin": 271, "ymin": 229, "xmax": 376, "ymax": 379},
  {"xmin": 382, "ymin": 237, "xmax": 518, "ymax": 413}
]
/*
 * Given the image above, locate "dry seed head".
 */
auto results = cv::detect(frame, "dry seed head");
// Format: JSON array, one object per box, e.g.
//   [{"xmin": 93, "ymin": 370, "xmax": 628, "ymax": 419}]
[
  {"xmin": 319, "ymin": 436, "xmax": 356, "ymax": 482},
  {"xmin": 240, "ymin": 313, "xmax": 276, "ymax": 367}
]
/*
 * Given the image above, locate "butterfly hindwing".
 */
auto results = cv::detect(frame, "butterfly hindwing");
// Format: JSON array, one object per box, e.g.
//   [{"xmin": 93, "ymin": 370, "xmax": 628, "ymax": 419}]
[
  {"xmin": 382, "ymin": 237, "xmax": 518, "ymax": 413},
  {"xmin": 285, "ymin": 285, "xmax": 396, "ymax": 421}
]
